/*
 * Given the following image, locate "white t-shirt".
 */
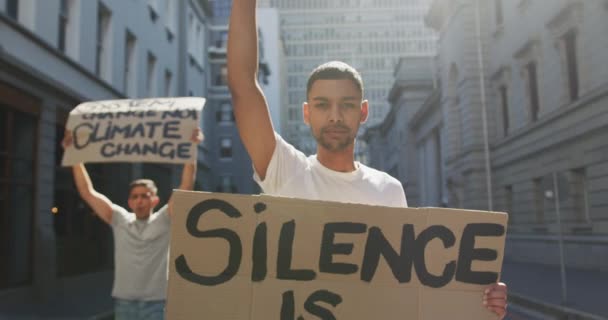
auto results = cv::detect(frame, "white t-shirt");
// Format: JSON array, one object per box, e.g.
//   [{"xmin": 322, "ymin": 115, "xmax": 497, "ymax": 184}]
[
  {"xmin": 254, "ymin": 134, "xmax": 407, "ymax": 208},
  {"xmin": 111, "ymin": 204, "xmax": 170, "ymax": 301}
]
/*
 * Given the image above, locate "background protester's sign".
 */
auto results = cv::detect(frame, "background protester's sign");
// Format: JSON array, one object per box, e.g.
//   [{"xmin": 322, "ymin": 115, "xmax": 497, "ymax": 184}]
[
  {"xmin": 61, "ymin": 97, "xmax": 205, "ymax": 166},
  {"xmin": 167, "ymin": 191, "xmax": 508, "ymax": 320}
]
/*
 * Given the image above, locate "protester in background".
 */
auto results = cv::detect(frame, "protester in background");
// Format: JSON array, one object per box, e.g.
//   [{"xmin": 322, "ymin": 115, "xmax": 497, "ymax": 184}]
[
  {"xmin": 62, "ymin": 127, "xmax": 202, "ymax": 320},
  {"xmin": 226, "ymin": 0, "xmax": 508, "ymax": 317}
]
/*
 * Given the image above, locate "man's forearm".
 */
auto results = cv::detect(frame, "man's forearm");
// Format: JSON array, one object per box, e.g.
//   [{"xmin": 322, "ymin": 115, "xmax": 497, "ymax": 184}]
[
  {"xmin": 178, "ymin": 162, "xmax": 196, "ymax": 191},
  {"xmin": 72, "ymin": 163, "xmax": 94, "ymax": 197},
  {"xmin": 227, "ymin": 0, "xmax": 259, "ymax": 92},
  {"xmin": 70, "ymin": 163, "xmax": 113, "ymax": 223},
  {"xmin": 226, "ymin": 0, "xmax": 276, "ymax": 178}
]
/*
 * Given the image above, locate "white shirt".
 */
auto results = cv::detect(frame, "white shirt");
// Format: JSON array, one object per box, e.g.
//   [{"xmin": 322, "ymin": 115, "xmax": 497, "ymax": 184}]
[
  {"xmin": 254, "ymin": 134, "xmax": 407, "ymax": 208},
  {"xmin": 111, "ymin": 204, "xmax": 170, "ymax": 300}
]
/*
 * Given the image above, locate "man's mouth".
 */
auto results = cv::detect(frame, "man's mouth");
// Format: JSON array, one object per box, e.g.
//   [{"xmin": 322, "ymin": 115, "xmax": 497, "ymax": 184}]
[{"xmin": 323, "ymin": 126, "xmax": 349, "ymax": 134}]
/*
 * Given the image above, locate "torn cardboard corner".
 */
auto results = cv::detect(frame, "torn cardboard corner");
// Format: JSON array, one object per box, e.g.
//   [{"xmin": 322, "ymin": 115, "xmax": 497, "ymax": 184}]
[{"xmin": 167, "ymin": 191, "xmax": 508, "ymax": 320}]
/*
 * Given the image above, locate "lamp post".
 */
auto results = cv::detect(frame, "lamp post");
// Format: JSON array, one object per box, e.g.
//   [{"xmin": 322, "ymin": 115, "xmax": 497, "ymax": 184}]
[
  {"xmin": 474, "ymin": 0, "xmax": 493, "ymax": 211},
  {"xmin": 545, "ymin": 172, "xmax": 568, "ymax": 304}
]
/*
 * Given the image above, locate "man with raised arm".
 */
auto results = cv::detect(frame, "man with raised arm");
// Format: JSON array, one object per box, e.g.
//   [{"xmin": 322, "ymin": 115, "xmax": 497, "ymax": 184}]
[
  {"xmin": 62, "ymin": 128, "xmax": 203, "ymax": 320},
  {"xmin": 227, "ymin": 0, "xmax": 507, "ymax": 318}
]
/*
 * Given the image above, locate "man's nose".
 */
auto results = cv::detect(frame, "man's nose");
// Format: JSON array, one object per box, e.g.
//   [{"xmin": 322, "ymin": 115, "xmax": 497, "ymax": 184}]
[{"xmin": 328, "ymin": 105, "xmax": 343, "ymax": 123}]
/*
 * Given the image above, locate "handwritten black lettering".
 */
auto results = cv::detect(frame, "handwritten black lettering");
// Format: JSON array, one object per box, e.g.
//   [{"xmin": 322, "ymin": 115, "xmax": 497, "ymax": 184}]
[
  {"xmin": 361, "ymin": 225, "xmax": 416, "ymax": 283},
  {"xmin": 277, "ymin": 220, "xmax": 316, "ymax": 281},
  {"xmin": 455, "ymin": 223, "xmax": 504, "ymax": 285},
  {"xmin": 319, "ymin": 222, "xmax": 367, "ymax": 275},
  {"xmin": 175, "ymin": 199, "xmax": 243, "ymax": 286},
  {"xmin": 414, "ymin": 225, "xmax": 456, "ymax": 288}
]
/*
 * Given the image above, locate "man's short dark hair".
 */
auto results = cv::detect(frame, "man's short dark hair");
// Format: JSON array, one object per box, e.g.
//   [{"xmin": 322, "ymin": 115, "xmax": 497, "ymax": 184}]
[
  {"xmin": 129, "ymin": 179, "xmax": 158, "ymax": 196},
  {"xmin": 306, "ymin": 61, "xmax": 364, "ymax": 98}
]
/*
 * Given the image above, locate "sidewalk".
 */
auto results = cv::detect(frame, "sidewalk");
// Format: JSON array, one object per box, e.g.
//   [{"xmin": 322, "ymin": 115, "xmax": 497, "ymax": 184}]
[
  {"xmin": 2, "ymin": 261, "xmax": 606, "ymax": 319},
  {"xmin": 501, "ymin": 260, "xmax": 608, "ymax": 319},
  {"xmin": 0, "ymin": 271, "xmax": 113, "ymax": 320}
]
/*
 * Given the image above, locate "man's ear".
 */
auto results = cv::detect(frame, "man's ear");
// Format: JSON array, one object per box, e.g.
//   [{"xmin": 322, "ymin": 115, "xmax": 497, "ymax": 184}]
[
  {"xmin": 151, "ymin": 195, "xmax": 160, "ymax": 207},
  {"xmin": 360, "ymin": 100, "xmax": 369, "ymax": 124},
  {"xmin": 303, "ymin": 102, "xmax": 310, "ymax": 126}
]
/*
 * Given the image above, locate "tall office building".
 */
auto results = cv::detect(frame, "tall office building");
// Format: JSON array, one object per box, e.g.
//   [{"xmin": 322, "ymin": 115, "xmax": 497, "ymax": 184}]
[
  {"xmin": 206, "ymin": 0, "xmax": 282, "ymax": 194},
  {"xmin": 210, "ymin": 0, "xmax": 232, "ymax": 23},
  {"xmin": 207, "ymin": 0, "xmax": 249, "ymax": 194},
  {"xmin": 259, "ymin": 0, "xmax": 436, "ymax": 157}
]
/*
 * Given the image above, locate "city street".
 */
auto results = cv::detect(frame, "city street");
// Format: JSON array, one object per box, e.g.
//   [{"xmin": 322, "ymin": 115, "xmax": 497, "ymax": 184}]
[
  {"xmin": 2, "ymin": 0, "xmax": 608, "ymax": 319},
  {"xmin": 502, "ymin": 260, "xmax": 608, "ymax": 319}
]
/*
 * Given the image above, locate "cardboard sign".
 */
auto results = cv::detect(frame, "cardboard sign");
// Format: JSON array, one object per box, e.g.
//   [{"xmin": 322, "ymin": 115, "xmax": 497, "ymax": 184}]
[
  {"xmin": 61, "ymin": 97, "xmax": 205, "ymax": 166},
  {"xmin": 167, "ymin": 191, "xmax": 508, "ymax": 320}
]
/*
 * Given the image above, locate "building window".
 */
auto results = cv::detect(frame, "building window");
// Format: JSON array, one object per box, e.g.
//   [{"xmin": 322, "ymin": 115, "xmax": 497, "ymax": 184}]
[
  {"xmin": 188, "ymin": 12, "xmax": 195, "ymax": 55},
  {"xmin": 220, "ymin": 138, "xmax": 232, "ymax": 159},
  {"xmin": 6, "ymin": 0, "xmax": 18, "ymax": 20},
  {"xmin": 196, "ymin": 23, "xmax": 202, "ymax": 58},
  {"xmin": 499, "ymin": 85, "xmax": 509, "ymax": 136},
  {"xmin": 214, "ymin": 64, "xmax": 228, "ymax": 86},
  {"xmin": 164, "ymin": 70, "xmax": 172, "ymax": 97},
  {"xmin": 124, "ymin": 31, "xmax": 136, "ymax": 97},
  {"xmin": 448, "ymin": 65, "xmax": 463, "ymax": 154},
  {"xmin": 146, "ymin": 52, "xmax": 157, "ymax": 97},
  {"xmin": 0, "ymin": 102, "xmax": 37, "ymax": 288},
  {"xmin": 96, "ymin": 4, "xmax": 112, "ymax": 79},
  {"xmin": 494, "ymin": 0, "xmax": 503, "ymax": 26},
  {"xmin": 504, "ymin": 185, "xmax": 513, "ymax": 224},
  {"xmin": 570, "ymin": 168, "xmax": 589, "ymax": 223},
  {"xmin": 525, "ymin": 61, "xmax": 540, "ymax": 122},
  {"xmin": 548, "ymin": 3, "xmax": 583, "ymax": 104},
  {"xmin": 533, "ymin": 178, "xmax": 544, "ymax": 223},
  {"xmin": 492, "ymin": 67, "xmax": 511, "ymax": 137},
  {"xmin": 516, "ymin": 39, "xmax": 541, "ymax": 123},
  {"xmin": 288, "ymin": 107, "xmax": 301, "ymax": 122},
  {"xmin": 58, "ymin": 0, "xmax": 70, "ymax": 52},
  {"xmin": 216, "ymin": 31, "xmax": 228, "ymax": 49},
  {"xmin": 216, "ymin": 176, "xmax": 237, "ymax": 193},
  {"xmin": 562, "ymin": 30, "xmax": 579, "ymax": 102},
  {"xmin": 217, "ymin": 103, "xmax": 234, "ymax": 123},
  {"xmin": 258, "ymin": 62, "xmax": 270, "ymax": 85}
]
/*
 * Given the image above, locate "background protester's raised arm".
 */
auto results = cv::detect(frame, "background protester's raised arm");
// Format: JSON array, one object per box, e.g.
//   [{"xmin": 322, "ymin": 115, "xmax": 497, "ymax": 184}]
[
  {"xmin": 71, "ymin": 164, "xmax": 113, "ymax": 224},
  {"xmin": 63, "ymin": 131, "xmax": 113, "ymax": 224},
  {"xmin": 227, "ymin": 0, "xmax": 276, "ymax": 180},
  {"xmin": 168, "ymin": 128, "xmax": 203, "ymax": 216}
]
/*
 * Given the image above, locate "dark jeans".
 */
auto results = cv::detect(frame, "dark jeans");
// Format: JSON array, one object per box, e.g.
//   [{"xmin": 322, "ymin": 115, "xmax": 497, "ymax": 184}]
[{"xmin": 114, "ymin": 298, "xmax": 165, "ymax": 320}]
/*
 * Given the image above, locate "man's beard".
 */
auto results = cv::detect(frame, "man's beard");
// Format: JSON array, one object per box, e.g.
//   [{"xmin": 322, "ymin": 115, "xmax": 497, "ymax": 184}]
[{"xmin": 312, "ymin": 124, "xmax": 355, "ymax": 152}]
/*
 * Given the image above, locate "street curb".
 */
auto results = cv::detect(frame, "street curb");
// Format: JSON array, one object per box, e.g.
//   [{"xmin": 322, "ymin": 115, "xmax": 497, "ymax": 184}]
[
  {"xmin": 86, "ymin": 310, "xmax": 113, "ymax": 320},
  {"xmin": 509, "ymin": 292, "xmax": 608, "ymax": 320}
]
